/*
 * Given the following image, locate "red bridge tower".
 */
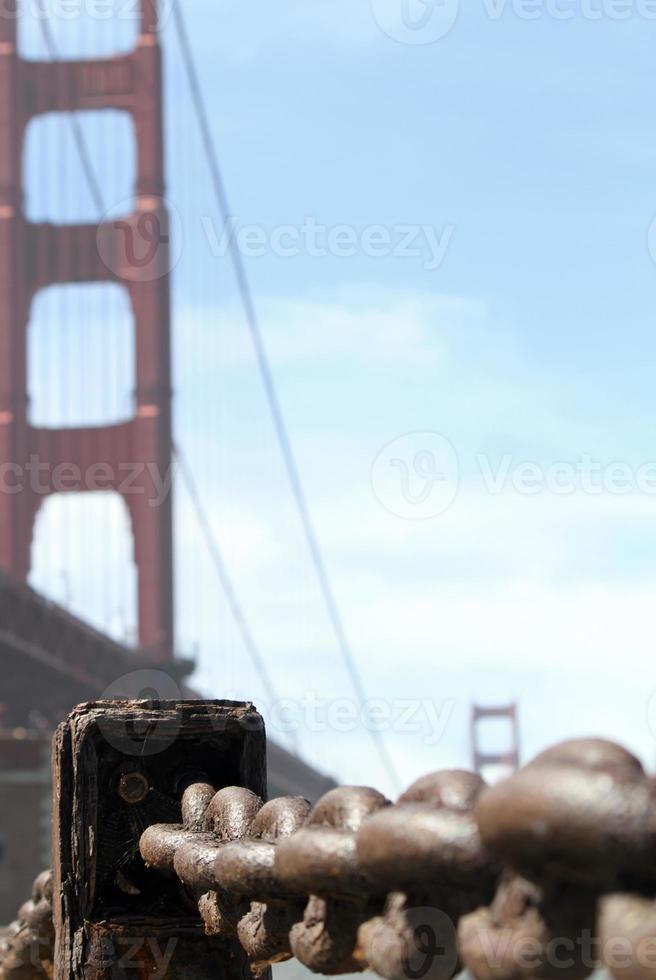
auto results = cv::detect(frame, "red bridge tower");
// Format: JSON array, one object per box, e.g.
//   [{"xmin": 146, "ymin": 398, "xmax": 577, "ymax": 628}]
[
  {"xmin": 471, "ymin": 702, "xmax": 520, "ymax": 776},
  {"xmin": 0, "ymin": 0, "xmax": 174, "ymax": 659}
]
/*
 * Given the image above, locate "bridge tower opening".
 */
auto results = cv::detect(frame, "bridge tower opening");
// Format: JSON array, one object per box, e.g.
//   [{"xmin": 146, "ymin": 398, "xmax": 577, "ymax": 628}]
[{"xmin": 471, "ymin": 702, "xmax": 520, "ymax": 780}]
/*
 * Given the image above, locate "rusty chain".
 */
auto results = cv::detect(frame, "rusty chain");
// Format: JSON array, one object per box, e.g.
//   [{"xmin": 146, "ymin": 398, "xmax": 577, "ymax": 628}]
[
  {"xmin": 6, "ymin": 737, "xmax": 656, "ymax": 980},
  {"xmin": 0, "ymin": 871, "xmax": 54, "ymax": 980}
]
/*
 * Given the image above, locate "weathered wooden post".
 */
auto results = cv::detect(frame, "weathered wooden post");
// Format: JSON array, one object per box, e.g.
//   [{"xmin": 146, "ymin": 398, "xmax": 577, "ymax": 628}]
[{"xmin": 51, "ymin": 699, "xmax": 267, "ymax": 980}]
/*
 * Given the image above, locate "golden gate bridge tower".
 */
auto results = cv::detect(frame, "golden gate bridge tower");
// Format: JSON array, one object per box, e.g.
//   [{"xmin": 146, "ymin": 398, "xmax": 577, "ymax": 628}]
[
  {"xmin": 0, "ymin": 0, "xmax": 335, "ymax": 920},
  {"xmin": 471, "ymin": 703, "xmax": 520, "ymax": 778},
  {"xmin": 0, "ymin": 0, "xmax": 174, "ymax": 661}
]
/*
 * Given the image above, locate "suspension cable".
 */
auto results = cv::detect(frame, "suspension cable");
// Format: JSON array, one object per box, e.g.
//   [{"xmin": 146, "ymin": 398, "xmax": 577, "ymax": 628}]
[
  {"xmin": 170, "ymin": 0, "xmax": 400, "ymax": 790},
  {"xmin": 173, "ymin": 442, "xmax": 297, "ymax": 750}
]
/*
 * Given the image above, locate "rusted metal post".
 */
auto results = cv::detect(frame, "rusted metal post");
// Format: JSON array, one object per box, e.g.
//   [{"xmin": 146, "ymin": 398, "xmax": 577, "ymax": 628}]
[{"xmin": 51, "ymin": 699, "xmax": 268, "ymax": 980}]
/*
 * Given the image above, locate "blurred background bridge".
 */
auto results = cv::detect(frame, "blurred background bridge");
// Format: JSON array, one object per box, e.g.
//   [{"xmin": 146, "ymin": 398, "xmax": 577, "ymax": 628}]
[
  {"xmin": 0, "ymin": 0, "xmax": 344, "ymax": 920},
  {"xmin": 0, "ymin": 0, "xmax": 520, "ymax": 923}
]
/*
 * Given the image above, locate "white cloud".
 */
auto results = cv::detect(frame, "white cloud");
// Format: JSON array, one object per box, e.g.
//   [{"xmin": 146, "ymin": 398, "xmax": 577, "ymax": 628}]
[
  {"xmin": 174, "ymin": 290, "xmax": 482, "ymax": 369},
  {"xmin": 31, "ymin": 284, "xmax": 656, "ymax": 793}
]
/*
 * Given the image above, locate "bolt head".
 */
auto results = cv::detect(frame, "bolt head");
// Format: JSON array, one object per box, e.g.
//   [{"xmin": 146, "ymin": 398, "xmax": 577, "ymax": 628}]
[{"xmin": 118, "ymin": 771, "xmax": 150, "ymax": 805}]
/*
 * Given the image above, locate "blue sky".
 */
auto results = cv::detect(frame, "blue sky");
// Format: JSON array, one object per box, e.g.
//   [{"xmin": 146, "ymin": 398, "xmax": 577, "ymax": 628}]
[{"xmin": 22, "ymin": 0, "xmax": 656, "ymax": 794}]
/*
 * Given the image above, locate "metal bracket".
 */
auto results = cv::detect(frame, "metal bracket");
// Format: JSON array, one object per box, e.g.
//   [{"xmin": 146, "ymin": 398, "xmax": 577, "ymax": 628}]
[{"xmin": 51, "ymin": 699, "xmax": 267, "ymax": 980}]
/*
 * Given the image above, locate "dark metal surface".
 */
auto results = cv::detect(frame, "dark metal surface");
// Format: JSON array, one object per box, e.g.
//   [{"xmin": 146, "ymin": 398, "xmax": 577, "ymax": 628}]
[
  {"xmin": 0, "ymin": 871, "xmax": 54, "ymax": 980},
  {"xmin": 6, "ymin": 726, "xmax": 656, "ymax": 980},
  {"xmin": 51, "ymin": 699, "xmax": 267, "ymax": 980},
  {"xmin": 136, "ymin": 736, "xmax": 656, "ymax": 980}
]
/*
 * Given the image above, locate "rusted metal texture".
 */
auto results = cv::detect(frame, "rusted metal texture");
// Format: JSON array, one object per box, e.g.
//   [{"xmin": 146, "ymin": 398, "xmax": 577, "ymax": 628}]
[
  {"xmin": 50, "ymin": 699, "xmax": 267, "ymax": 980},
  {"xmin": 0, "ymin": 871, "xmax": 54, "ymax": 980},
  {"xmin": 137, "ymin": 736, "xmax": 656, "ymax": 980},
  {"xmin": 7, "ymin": 721, "xmax": 656, "ymax": 980}
]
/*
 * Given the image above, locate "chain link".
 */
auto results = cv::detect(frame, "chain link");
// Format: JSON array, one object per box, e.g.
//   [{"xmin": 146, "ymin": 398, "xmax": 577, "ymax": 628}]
[
  {"xmin": 0, "ymin": 871, "xmax": 54, "ymax": 980},
  {"xmin": 5, "ymin": 737, "xmax": 656, "ymax": 980},
  {"xmin": 138, "ymin": 738, "xmax": 656, "ymax": 979}
]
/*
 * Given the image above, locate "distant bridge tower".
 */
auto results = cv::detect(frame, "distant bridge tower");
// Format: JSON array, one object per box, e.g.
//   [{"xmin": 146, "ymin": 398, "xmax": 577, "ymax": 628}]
[
  {"xmin": 0, "ymin": 0, "xmax": 174, "ymax": 659},
  {"xmin": 471, "ymin": 703, "xmax": 520, "ymax": 778}
]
